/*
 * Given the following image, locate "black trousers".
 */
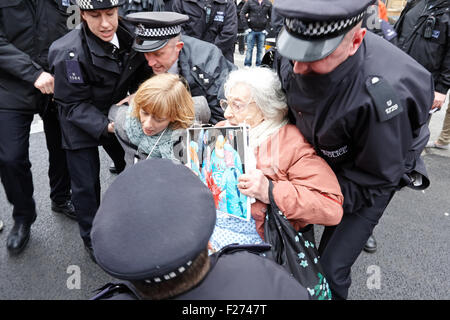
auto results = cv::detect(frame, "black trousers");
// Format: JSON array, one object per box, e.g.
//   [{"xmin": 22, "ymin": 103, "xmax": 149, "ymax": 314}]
[
  {"xmin": 0, "ymin": 108, "xmax": 71, "ymax": 224},
  {"xmin": 41, "ymin": 103, "xmax": 71, "ymax": 204},
  {"xmin": 237, "ymin": 33, "xmax": 246, "ymax": 53},
  {"xmin": 318, "ymin": 190, "xmax": 396, "ymax": 300},
  {"xmin": 65, "ymin": 136, "xmax": 125, "ymax": 246}
]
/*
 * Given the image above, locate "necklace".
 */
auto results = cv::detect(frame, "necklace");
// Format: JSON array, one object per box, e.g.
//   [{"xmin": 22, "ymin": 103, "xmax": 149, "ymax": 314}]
[{"xmin": 146, "ymin": 127, "xmax": 168, "ymax": 159}]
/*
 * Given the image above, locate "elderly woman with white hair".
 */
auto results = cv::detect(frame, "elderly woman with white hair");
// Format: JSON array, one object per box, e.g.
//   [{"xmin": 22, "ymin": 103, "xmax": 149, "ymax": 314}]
[{"xmin": 209, "ymin": 67, "xmax": 344, "ymax": 251}]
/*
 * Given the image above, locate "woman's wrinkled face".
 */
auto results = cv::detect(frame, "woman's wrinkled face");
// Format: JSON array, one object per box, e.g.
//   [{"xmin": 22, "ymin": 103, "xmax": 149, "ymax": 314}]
[
  {"xmin": 223, "ymin": 84, "xmax": 264, "ymax": 128},
  {"xmin": 139, "ymin": 109, "xmax": 171, "ymax": 136},
  {"xmin": 81, "ymin": 8, "xmax": 119, "ymax": 42}
]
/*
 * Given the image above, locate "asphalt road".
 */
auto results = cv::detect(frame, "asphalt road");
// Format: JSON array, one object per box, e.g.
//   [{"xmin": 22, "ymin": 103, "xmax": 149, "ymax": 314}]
[{"xmin": 0, "ymin": 51, "xmax": 449, "ymax": 300}]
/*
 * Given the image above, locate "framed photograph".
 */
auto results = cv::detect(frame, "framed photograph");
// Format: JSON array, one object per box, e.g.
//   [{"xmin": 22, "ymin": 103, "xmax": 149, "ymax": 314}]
[{"xmin": 186, "ymin": 126, "xmax": 252, "ymax": 221}]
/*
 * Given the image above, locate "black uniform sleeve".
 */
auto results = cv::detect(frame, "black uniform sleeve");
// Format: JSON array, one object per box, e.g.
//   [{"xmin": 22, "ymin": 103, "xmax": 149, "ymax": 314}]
[
  {"xmin": 50, "ymin": 56, "xmax": 109, "ymax": 141},
  {"xmin": 128, "ymin": 63, "xmax": 153, "ymax": 95},
  {"xmin": 213, "ymin": 1, "xmax": 238, "ymax": 53},
  {"xmin": 336, "ymin": 113, "xmax": 407, "ymax": 212},
  {"xmin": 435, "ymin": 28, "xmax": 450, "ymax": 94},
  {"xmin": 205, "ymin": 53, "xmax": 236, "ymax": 124},
  {"xmin": 0, "ymin": 27, "xmax": 43, "ymax": 85}
]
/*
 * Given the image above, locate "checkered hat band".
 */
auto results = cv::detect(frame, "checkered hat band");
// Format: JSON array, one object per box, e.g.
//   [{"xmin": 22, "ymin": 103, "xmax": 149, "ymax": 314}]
[
  {"xmin": 76, "ymin": 0, "xmax": 120, "ymax": 9},
  {"xmin": 285, "ymin": 11, "xmax": 365, "ymax": 39},
  {"xmin": 135, "ymin": 24, "xmax": 182, "ymax": 39},
  {"xmin": 143, "ymin": 260, "xmax": 193, "ymax": 284},
  {"xmin": 76, "ymin": 0, "xmax": 94, "ymax": 9}
]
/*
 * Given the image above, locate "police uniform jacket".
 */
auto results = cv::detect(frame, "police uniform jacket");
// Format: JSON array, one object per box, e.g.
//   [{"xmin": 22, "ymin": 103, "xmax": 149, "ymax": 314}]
[
  {"xmin": 0, "ymin": 0, "xmax": 70, "ymax": 113},
  {"xmin": 240, "ymin": 0, "xmax": 272, "ymax": 32},
  {"xmin": 395, "ymin": 0, "xmax": 450, "ymax": 94},
  {"xmin": 118, "ymin": 0, "xmax": 165, "ymax": 17},
  {"xmin": 173, "ymin": 0, "xmax": 238, "ymax": 62},
  {"xmin": 92, "ymin": 245, "xmax": 310, "ymax": 300},
  {"xmin": 48, "ymin": 20, "xmax": 152, "ymax": 150},
  {"xmin": 178, "ymin": 35, "xmax": 237, "ymax": 124},
  {"xmin": 275, "ymin": 32, "xmax": 434, "ymax": 215}
]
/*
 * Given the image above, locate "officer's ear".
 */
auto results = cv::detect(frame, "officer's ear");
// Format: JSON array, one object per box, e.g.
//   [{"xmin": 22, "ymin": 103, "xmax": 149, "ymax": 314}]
[
  {"xmin": 175, "ymin": 41, "xmax": 184, "ymax": 54},
  {"xmin": 349, "ymin": 25, "xmax": 366, "ymax": 57}
]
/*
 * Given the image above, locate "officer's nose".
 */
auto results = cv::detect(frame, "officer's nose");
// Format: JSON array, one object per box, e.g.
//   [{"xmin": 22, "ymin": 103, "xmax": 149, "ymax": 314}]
[
  {"xmin": 293, "ymin": 61, "xmax": 311, "ymax": 75},
  {"xmin": 100, "ymin": 15, "xmax": 111, "ymax": 29},
  {"xmin": 144, "ymin": 53, "xmax": 157, "ymax": 67}
]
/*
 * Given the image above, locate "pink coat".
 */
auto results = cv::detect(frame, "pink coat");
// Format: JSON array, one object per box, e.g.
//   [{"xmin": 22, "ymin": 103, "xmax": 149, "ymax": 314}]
[{"xmin": 251, "ymin": 124, "xmax": 344, "ymax": 240}]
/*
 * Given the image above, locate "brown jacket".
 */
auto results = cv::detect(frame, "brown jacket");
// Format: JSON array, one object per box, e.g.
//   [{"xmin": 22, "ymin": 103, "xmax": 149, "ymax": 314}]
[{"xmin": 251, "ymin": 124, "xmax": 344, "ymax": 240}]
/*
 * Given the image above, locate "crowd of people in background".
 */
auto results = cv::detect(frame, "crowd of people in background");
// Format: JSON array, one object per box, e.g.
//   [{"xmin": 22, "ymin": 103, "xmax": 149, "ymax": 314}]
[{"xmin": 0, "ymin": 0, "xmax": 448, "ymax": 300}]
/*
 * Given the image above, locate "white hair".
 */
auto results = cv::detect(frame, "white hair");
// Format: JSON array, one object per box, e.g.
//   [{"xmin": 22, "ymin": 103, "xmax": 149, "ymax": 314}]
[{"xmin": 224, "ymin": 67, "xmax": 288, "ymax": 123}]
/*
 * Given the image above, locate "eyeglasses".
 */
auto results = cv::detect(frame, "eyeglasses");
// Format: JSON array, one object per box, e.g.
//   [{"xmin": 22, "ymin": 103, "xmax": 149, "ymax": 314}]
[{"xmin": 219, "ymin": 98, "xmax": 255, "ymax": 113}]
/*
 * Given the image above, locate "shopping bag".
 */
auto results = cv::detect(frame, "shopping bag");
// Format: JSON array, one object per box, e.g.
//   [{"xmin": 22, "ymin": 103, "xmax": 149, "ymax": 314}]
[{"xmin": 264, "ymin": 181, "xmax": 332, "ymax": 300}]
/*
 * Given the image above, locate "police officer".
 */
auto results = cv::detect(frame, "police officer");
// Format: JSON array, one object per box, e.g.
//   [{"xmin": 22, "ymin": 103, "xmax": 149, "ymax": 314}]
[
  {"xmin": 48, "ymin": 0, "xmax": 152, "ymax": 259},
  {"xmin": 395, "ymin": 0, "xmax": 449, "ymax": 112},
  {"xmin": 272, "ymin": 0, "xmax": 433, "ymax": 299},
  {"xmin": 172, "ymin": 0, "xmax": 238, "ymax": 63},
  {"xmin": 125, "ymin": 11, "xmax": 237, "ymax": 124},
  {"xmin": 90, "ymin": 159, "xmax": 309, "ymax": 300},
  {"xmin": 0, "ymin": 0, "xmax": 74, "ymax": 255}
]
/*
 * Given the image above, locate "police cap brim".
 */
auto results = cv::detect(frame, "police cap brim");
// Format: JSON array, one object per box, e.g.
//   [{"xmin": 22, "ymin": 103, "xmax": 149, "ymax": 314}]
[
  {"xmin": 276, "ymin": 27, "xmax": 345, "ymax": 62},
  {"xmin": 132, "ymin": 38, "xmax": 170, "ymax": 53}
]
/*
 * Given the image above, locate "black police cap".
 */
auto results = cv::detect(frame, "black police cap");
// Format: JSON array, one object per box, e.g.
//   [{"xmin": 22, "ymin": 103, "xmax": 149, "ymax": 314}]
[
  {"xmin": 71, "ymin": 0, "xmax": 126, "ymax": 10},
  {"xmin": 91, "ymin": 159, "xmax": 216, "ymax": 282},
  {"xmin": 125, "ymin": 11, "xmax": 189, "ymax": 52},
  {"xmin": 274, "ymin": 0, "xmax": 376, "ymax": 62}
]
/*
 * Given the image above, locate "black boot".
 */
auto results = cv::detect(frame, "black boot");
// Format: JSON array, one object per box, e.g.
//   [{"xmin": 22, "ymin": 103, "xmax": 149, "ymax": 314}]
[
  {"xmin": 363, "ymin": 234, "xmax": 377, "ymax": 253},
  {"xmin": 6, "ymin": 221, "xmax": 32, "ymax": 255},
  {"xmin": 52, "ymin": 200, "xmax": 76, "ymax": 220}
]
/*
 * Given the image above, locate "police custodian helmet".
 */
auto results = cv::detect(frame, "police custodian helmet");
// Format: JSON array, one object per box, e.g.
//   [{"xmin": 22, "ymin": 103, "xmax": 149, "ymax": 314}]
[
  {"xmin": 274, "ymin": 0, "xmax": 377, "ymax": 62},
  {"xmin": 125, "ymin": 11, "xmax": 189, "ymax": 52},
  {"xmin": 91, "ymin": 159, "xmax": 216, "ymax": 283},
  {"xmin": 71, "ymin": 0, "xmax": 126, "ymax": 10}
]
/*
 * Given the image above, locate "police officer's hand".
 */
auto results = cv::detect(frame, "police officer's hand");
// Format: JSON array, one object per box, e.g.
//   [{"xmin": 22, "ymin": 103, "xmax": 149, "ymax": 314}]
[
  {"xmin": 34, "ymin": 72, "xmax": 55, "ymax": 95},
  {"xmin": 245, "ymin": 28, "xmax": 252, "ymax": 35},
  {"xmin": 238, "ymin": 169, "xmax": 270, "ymax": 204},
  {"xmin": 107, "ymin": 122, "xmax": 115, "ymax": 133},
  {"xmin": 432, "ymin": 91, "xmax": 447, "ymax": 110}
]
